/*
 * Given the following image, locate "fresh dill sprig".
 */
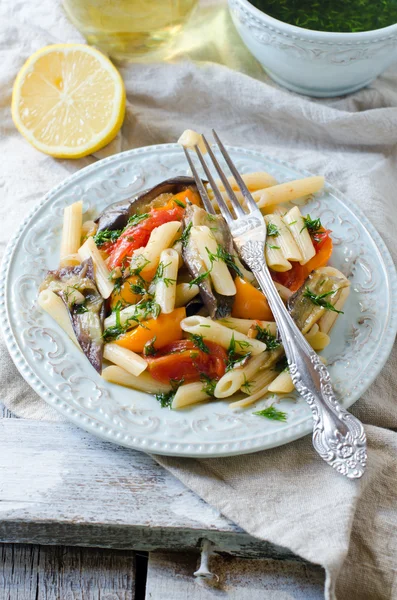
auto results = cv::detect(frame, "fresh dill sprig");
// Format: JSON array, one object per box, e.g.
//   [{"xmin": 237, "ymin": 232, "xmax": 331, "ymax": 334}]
[
  {"xmin": 189, "ymin": 333, "xmax": 210, "ymax": 354},
  {"xmin": 303, "ymin": 287, "xmax": 343, "ymax": 314},
  {"xmin": 173, "ymin": 198, "xmax": 186, "ymax": 208},
  {"xmin": 153, "ymin": 261, "xmax": 176, "ymax": 288},
  {"xmin": 93, "ymin": 229, "xmax": 122, "ymax": 246},
  {"xmin": 143, "ymin": 336, "xmax": 157, "ymax": 357},
  {"xmin": 180, "ymin": 222, "xmax": 192, "ymax": 248},
  {"xmin": 200, "ymin": 374, "xmax": 217, "ymax": 397},
  {"xmin": 127, "ymin": 213, "xmax": 149, "ymax": 227},
  {"xmin": 267, "ymin": 223, "xmax": 279, "ymax": 237},
  {"xmin": 155, "ymin": 390, "xmax": 175, "ymax": 409},
  {"xmin": 254, "ymin": 325, "xmax": 281, "ymax": 350},
  {"xmin": 300, "ymin": 215, "xmax": 322, "ymax": 234},
  {"xmin": 253, "ymin": 405, "xmax": 287, "ymax": 422},
  {"xmin": 206, "ymin": 245, "xmax": 243, "ymax": 277},
  {"xmin": 226, "ymin": 334, "xmax": 252, "ymax": 372},
  {"xmin": 241, "ymin": 374, "xmax": 254, "ymax": 394}
]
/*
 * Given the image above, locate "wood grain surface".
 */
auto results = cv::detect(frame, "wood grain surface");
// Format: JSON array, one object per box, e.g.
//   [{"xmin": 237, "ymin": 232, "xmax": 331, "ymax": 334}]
[
  {"xmin": 0, "ymin": 544, "xmax": 136, "ymax": 600},
  {"xmin": 145, "ymin": 551, "xmax": 325, "ymax": 599},
  {"xmin": 0, "ymin": 419, "xmax": 294, "ymax": 559}
]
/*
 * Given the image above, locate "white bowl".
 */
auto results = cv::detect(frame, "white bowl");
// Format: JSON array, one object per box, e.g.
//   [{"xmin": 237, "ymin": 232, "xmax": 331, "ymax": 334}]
[{"xmin": 228, "ymin": 0, "xmax": 397, "ymax": 97}]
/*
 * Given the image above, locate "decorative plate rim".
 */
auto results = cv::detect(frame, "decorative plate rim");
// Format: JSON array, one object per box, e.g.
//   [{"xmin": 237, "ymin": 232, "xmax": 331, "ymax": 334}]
[{"xmin": 1, "ymin": 143, "xmax": 396, "ymax": 457}]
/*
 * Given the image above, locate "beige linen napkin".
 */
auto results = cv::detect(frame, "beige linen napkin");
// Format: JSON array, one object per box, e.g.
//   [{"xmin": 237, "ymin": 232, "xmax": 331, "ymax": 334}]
[{"xmin": 1, "ymin": 1, "xmax": 396, "ymax": 598}]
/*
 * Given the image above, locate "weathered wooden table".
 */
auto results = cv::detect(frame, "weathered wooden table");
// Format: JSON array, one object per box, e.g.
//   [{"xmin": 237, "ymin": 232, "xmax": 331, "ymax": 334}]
[{"xmin": 0, "ymin": 403, "xmax": 325, "ymax": 599}]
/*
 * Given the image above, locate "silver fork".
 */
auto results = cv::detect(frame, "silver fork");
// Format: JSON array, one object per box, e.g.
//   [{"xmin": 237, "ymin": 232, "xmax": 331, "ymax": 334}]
[{"xmin": 183, "ymin": 130, "xmax": 367, "ymax": 479}]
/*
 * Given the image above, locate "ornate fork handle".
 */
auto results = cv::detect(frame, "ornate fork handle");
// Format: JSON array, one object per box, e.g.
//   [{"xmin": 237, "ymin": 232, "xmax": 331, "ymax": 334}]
[{"xmin": 237, "ymin": 232, "xmax": 367, "ymax": 479}]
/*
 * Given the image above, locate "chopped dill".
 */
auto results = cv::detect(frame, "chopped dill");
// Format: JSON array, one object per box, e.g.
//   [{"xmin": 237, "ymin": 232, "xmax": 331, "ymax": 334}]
[
  {"xmin": 173, "ymin": 198, "xmax": 186, "ymax": 208},
  {"xmin": 267, "ymin": 223, "xmax": 279, "ymax": 237},
  {"xmin": 155, "ymin": 390, "xmax": 175, "ymax": 409},
  {"xmin": 180, "ymin": 222, "xmax": 192, "ymax": 248},
  {"xmin": 300, "ymin": 215, "xmax": 322, "ymax": 234},
  {"xmin": 127, "ymin": 213, "xmax": 149, "ymax": 227},
  {"xmin": 303, "ymin": 287, "xmax": 343, "ymax": 314},
  {"xmin": 253, "ymin": 405, "xmax": 287, "ymax": 422},
  {"xmin": 200, "ymin": 374, "xmax": 217, "ymax": 397},
  {"xmin": 93, "ymin": 229, "xmax": 122, "ymax": 246},
  {"xmin": 189, "ymin": 333, "xmax": 210, "ymax": 354},
  {"xmin": 255, "ymin": 325, "xmax": 281, "ymax": 350},
  {"xmin": 143, "ymin": 336, "xmax": 157, "ymax": 357}
]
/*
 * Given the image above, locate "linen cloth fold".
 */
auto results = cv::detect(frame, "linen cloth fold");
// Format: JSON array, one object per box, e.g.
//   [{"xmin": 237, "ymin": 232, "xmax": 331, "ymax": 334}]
[{"xmin": 0, "ymin": 1, "xmax": 396, "ymax": 598}]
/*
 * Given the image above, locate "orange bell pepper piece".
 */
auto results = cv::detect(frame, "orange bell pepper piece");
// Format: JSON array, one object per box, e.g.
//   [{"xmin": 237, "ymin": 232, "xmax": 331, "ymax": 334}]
[
  {"xmin": 110, "ymin": 275, "xmax": 145, "ymax": 310},
  {"xmin": 115, "ymin": 307, "xmax": 186, "ymax": 353},
  {"xmin": 171, "ymin": 189, "xmax": 201, "ymax": 207},
  {"xmin": 232, "ymin": 277, "xmax": 274, "ymax": 321}
]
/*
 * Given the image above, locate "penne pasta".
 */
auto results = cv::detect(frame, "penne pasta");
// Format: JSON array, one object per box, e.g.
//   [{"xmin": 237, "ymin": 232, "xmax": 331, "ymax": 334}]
[
  {"xmin": 103, "ymin": 343, "xmax": 147, "ymax": 377},
  {"xmin": 78, "ymin": 236, "xmax": 114, "ymax": 299},
  {"xmin": 268, "ymin": 370, "xmax": 295, "ymax": 394},
  {"xmin": 218, "ymin": 317, "xmax": 277, "ymax": 336},
  {"xmin": 318, "ymin": 284, "xmax": 350, "ymax": 334},
  {"xmin": 304, "ymin": 324, "xmax": 330, "ymax": 351},
  {"xmin": 154, "ymin": 248, "xmax": 179, "ymax": 314},
  {"xmin": 282, "ymin": 206, "xmax": 316, "ymax": 265},
  {"xmin": 265, "ymin": 213, "xmax": 302, "ymax": 262},
  {"xmin": 175, "ymin": 283, "xmax": 199, "ymax": 308},
  {"xmin": 104, "ymin": 302, "xmax": 149, "ymax": 330},
  {"xmin": 181, "ymin": 315, "xmax": 267, "ymax": 355},
  {"xmin": 190, "ymin": 225, "xmax": 236, "ymax": 296},
  {"xmin": 215, "ymin": 352, "xmax": 267, "ymax": 398},
  {"xmin": 265, "ymin": 239, "xmax": 291, "ymax": 272},
  {"xmin": 254, "ymin": 176, "xmax": 325, "ymax": 209},
  {"xmin": 102, "ymin": 365, "xmax": 171, "ymax": 394},
  {"xmin": 214, "ymin": 171, "xmax": 278, "ymax": 193},
  {"xmin": 81, "ymin": 220, "xmax": 98, "ymax": 240},
  {"xmin": 130, "ymin": 221, "xmax": 182, "ymax": 275},
  {"xmin": 60, "ymin": 201, "xmax": 83, "ymax": 266},
  {"xmin": 37, "ymin": 289, "xmax": 79, "ymax": 348},
  {"xmin": 178, "ymin": 129, "xmax": 207, "ymax": 154},
  {"xmin": 273, "ymin": 281, "xmax": 293, "ymax": 301},
  {"xmin": 234, "ymin": 256, "xmax": 256, "ymax": 284},
  {"xmin": 172, "ymin": 382, "xmax": 211, "ymax": 409},
  {"xmin": 172, "ymin": 241, "xmax": 185, "ymax": 269},
  {"xmin": 228, "ymin": 368, "xmax": 277, "ymax": 409}
]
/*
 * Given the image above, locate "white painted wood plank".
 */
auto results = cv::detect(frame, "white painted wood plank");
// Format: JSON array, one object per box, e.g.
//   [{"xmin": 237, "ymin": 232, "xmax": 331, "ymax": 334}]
[
  {"xmin": 0, "ymin": 419, "xmax": 296, "ymax": 559},
  {"xmin": 0, "ymin": 544, "xmax": 40, "ymax": 600},
  {"xmin": 0, "ymin": 544, "xmax": 136, "ymax": 600},
  {"xmin": 146, "ymin": 552, "xmax": 325, "ymax": 600},
  {"xmin": 37, "ymin": 546, "xmax": 136, "ymax": 600}
]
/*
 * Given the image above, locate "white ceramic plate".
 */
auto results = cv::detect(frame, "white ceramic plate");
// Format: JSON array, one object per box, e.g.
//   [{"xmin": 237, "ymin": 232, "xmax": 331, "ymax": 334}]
[{"xmin": 1, "ymin": 144, "xmax": 396, "ymax": 457}]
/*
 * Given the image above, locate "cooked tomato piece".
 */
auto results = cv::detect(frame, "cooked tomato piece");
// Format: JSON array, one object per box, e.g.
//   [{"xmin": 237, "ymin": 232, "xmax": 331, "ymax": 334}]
[
  {"xmin": 106, "ymin": 204, "xmax": 184, "ymax": 269},
  {"xmin": 147, "ymin": 340, "xmax": 227, "ymax": 384}
]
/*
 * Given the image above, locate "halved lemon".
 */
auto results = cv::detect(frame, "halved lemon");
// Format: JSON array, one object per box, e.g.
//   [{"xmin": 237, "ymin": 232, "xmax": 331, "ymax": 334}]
[{"xmin": 12, "ymin": 44, "xmax": 126, "ymax": 159}]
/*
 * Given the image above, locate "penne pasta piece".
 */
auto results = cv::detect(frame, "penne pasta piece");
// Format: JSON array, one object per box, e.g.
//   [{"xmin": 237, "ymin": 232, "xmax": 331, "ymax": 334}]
[
  {"xmin": 304, "ymin": 324, "xmax": 330, "ymax": 351},
  {"xmin": 215, "ymin": 352, "xmax": 267, "ymax": 398},
  {"xmin": 60, "ymin": 253, "xmax": 81, "ymax": 267},
  {"xmin": 181, "ymin": 315, "xmax": 267, "ymax": 355},
  {"xmin": 172, "ymin": 382, "xmax": 211, "ymax": 409},
  {"xmin": 103, "ymin": 343, "xmax": 147, "ymax": 377},
  {"xmin": 37, "ymin": 289, "xmax": 79, "ymax": 348},
  {"xmin": 172, "ymin": 241, "xmax": 185, "ymax": 269},
  {"xmin": 154, "ymin": 248, "xmax": 179, "ymax": 314},
  {"xmin": 265, "ymin": 239, "xmax": 291, "ymax": 273},
  {"xmin": 318, "ymin": 284, "xmax": 350, "ymax": 334},
  {"xmin": 190, "ymin": 226, "xmax": 236, "ymax": 296},
  {"xmin": 234, "ymin": 256, "xmax": 256, "ymax": 284},
  {"xmin": 78, "ymin": 236, "xmax": 114, "ymax": 299},
  {"xmin": 214, "ymin": 171, "xmax": 278, "ymax": 193},
  {"xmin": 175, "ymin": 283, "xmax": 199, "ymax": 308},
  {"xmin": 254, "ymin": 176, "xmax": 325, "ymax": 209},
  {"xmin": 282, "ymin": 206, "xmax": 316, "ymax": 265},
  {"xmin": 104, "ymin": 302, "xmax": 150, "ymax": 330},
  {"xmin": 218, "ymin": 317, "xmax": 277, "ymax": 336},
  {"xmin": 228, "ymin": 368, "xmax": 277, "ymax": 409},
  {"xmin": 130, "ymin": 221, "xmax": 182, "ymax": 275},
  {"xmin": 268, "ymin": 370, "xmax": 295, "ymax": 394},
  {"xmin": 81, "ymin": 220, "xmax": 98, "ymax": 241},
  {"xmin": 265, "ymin": 213, "xmax": 302, "ymax": 262},
  {"xmin": 178, "ymin": 129, "xmax": 207, "ymax": 154},
  {"xmin": 102, "ymin": 365, "xmax": 171, "ymax": 394},
  {"xmin": 273, "ymin": 281, "xmax": 293, "ymax": 301},
  {"xmin": 60, "ymin": 201, "xmax": 83, "ymax": 266}
]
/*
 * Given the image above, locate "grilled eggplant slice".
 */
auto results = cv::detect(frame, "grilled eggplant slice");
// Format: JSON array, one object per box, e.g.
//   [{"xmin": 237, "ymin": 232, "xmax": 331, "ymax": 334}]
[
  {"xmin": 288, "ymin": 267, "xmax": 349, "ymax": 334},
  {"xmin": 95, "ymin": 176, "xmax": 198, "ymax": 232},
  {"xmin": 39, "ymin": 259, "xmax": 105, "ymax": 372},
  {"xmin": 182, "ymin": 204, "xmax": 236, "ymax": 319}
]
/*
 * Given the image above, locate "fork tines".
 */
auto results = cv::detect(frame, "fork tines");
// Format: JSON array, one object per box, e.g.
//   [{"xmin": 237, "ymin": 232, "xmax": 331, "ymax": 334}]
[{"xmin": 186, "ymin": 129, "xmax": 259, "ymax": 224}]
